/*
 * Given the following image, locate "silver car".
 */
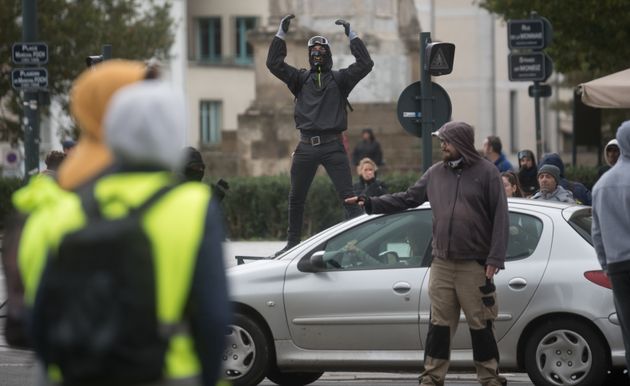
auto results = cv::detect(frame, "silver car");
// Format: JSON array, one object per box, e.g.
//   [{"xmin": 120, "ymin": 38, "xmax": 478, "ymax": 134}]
[{"xmin": 224, "ymin": 199, "xmax": 625, "ymax": 386}]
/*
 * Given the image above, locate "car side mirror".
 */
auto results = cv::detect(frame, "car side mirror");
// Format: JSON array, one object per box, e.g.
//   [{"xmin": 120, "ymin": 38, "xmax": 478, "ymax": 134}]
[{"xmin": 298, "ymin": 250, "xmax": 327, "ymax": 273}]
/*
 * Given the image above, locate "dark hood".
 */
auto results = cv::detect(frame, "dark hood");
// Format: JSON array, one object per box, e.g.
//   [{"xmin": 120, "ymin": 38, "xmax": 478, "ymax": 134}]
[
  {"xmin": 518, "ymin": 149, "xmax": 537, "ymax": 170},
  {"xmin": 435, "ymin": 121, "xmax": 483, "ymax": 166},
  {"xmin": 539, "ymin": 153, "xmax": 565, "ymax": 177}
]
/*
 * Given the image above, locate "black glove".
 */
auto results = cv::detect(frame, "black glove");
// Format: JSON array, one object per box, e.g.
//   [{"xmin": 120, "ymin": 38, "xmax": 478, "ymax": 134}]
[
  {"xmin": 335, "ymin": 19, "xmax": 350, "ymax": 37},
  {"xmin": 276, "ymin": 14, "xmax": 295, "ymax": 38}
]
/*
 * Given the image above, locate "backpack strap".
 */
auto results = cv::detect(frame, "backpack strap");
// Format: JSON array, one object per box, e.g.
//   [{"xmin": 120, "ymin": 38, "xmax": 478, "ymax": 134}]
[{"xmin": 78, "ymin": 182, "xmax": 177, "ymax": 220}]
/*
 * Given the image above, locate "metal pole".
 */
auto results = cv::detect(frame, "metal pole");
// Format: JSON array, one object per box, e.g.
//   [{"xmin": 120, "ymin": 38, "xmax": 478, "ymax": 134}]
[
  {"xmin": 102, "ymin": 44, "xmax": 112, "ymax": 60},
  {"xmin": 534, "ymin": 81, "xmax": 543, "ymax": 161},
  {"xmin": 420, "ymin": 32, "xmax": 433, "ymax": 172},
  {"xmin": 22, "ymin": 0, "xmax": 39, "ymax": 178}
]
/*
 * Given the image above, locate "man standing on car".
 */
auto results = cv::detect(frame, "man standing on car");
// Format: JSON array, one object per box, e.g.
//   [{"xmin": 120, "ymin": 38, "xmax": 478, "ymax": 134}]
[
  {"xmin": 346, "ymin": 121, "xmax": 509, "ymax": 386},
  {"xmin": 267, "ymin": 14, "xmax": 374, "ymax": 256},
  {"xmin": 592, "ymin": 120, "xmax": 630, "ymax": 374}
]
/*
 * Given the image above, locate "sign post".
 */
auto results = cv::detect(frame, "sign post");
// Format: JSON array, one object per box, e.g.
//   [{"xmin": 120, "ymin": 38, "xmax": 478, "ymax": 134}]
[
  {"xmin": 396, "ymin": 33, "xmax": 454, "ymax": 172},
  {"xmin": 507, "ymin": 13, "xmax": 553, "ymax": 161},
  {"xmin": 20, "ymin": 0, "xmax": 41, "ymax": 178}
]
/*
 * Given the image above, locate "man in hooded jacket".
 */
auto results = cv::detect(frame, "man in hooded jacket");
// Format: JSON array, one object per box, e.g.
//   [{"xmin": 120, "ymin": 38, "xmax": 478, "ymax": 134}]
[
  {"xmin": 592, "ymin": 120, "xmax": 630, "ymax": 372},
  {"xmin": 539, "ymin": 153, "xmax": 591, "ymax": 205},
  {"xmin": 346, "ymin": 121, "xmax": 509, "ymax": 386},
  {"xmin": 516, "ymin": 149, "xmax": 538, "ymax": 197},
  {"xmin": 266, "ymin": 14, "xmax": 374, "ymax": 255}
]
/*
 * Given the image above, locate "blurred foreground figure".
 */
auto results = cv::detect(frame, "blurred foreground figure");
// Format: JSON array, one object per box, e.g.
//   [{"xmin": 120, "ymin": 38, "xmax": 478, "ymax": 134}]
[{"xmin": 12, "ymin": 78, "xmax": 229, "ymax": 385}]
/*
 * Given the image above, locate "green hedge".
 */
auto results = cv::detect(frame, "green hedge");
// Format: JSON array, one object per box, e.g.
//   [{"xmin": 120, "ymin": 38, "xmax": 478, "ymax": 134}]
[
  {"xmin": 0, "ymin": 166, "xmax": 598, "ymax": 238},
  {"xmin": 219, "ymin": 172, "xmax": 420, "ymax": 240}
]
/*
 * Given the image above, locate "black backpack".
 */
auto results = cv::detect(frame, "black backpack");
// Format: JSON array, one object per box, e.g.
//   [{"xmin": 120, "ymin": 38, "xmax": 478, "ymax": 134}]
[{"xmin": 32, "ymin": 185, "xmax": 175, "ymax": 385}]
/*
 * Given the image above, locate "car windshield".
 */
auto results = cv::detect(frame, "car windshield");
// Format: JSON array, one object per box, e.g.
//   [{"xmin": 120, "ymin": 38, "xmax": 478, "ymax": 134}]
[{"xmin": 567, "ymin": 208, "xmax": 592, "ymax": 245}]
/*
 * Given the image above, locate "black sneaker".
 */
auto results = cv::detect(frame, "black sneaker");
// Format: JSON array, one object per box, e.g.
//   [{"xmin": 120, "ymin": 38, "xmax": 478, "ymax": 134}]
[{"xmin": 274, "ymin": 241, "xmax": 299, "ymax": 257}]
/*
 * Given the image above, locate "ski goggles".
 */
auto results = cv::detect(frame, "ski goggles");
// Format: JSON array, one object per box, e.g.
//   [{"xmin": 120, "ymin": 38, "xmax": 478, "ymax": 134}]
[
  {"xmin": 308, "ymin": 35, "xmax": 329, "ymax": 48},
  {"xmin": 517, "ymin": 151, "xmax": 532, "ymax": 160}
]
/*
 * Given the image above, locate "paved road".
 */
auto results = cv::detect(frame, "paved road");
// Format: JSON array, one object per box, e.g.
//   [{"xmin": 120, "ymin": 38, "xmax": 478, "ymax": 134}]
[{"xmin": 1, "ymin": 241, "xmax": 534, "ymax": 385}]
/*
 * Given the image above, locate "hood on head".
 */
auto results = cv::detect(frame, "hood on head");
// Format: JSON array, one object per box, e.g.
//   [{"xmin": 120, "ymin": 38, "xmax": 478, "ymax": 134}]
[
  {"xmin": 517, "ymin": 149, "xmax": 537, "ymax": 167},
  {"xmin": 308, "ymin": 35, "xmax": 333, "ymax": 72},
  {"xmin": 616, "ymin": 120, "xmax": 630, "ymax": 160},
  {"xmin": 58, "ymin": 60, "xmax": 146, "ymax": 190},
  {"xmin": 432, "ymin": 121, "xmax": 482, "ymax": 165},
  {"xmin": 604, "ymin": 138, "xmax": 619, "ymax": 166},
  {"xmin": 104, "ymin": 81, "xmax": 186, "ymax": 170},
  {"xmin": 539, "ymin": 153, "xmax": 565, "ymax": 177}
]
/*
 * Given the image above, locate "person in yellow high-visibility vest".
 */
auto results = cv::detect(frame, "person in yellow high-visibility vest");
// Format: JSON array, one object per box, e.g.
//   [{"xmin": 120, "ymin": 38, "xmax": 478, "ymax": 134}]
[{"xmin": 12, "ymin": 70, "xmax": 230, "ymax": 385}]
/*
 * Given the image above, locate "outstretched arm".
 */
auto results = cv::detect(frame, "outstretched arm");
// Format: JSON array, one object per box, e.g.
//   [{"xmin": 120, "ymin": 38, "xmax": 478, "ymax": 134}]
[{"xmin": 266, "ymin": 14, "xmax": 301, "ymax": 95}]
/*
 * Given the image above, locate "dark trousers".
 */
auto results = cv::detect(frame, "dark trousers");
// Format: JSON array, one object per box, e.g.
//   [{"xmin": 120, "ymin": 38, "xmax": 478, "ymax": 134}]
[
  {"xmin": 609, "ymin": 270, "xmax": 630, "ymax": 370},
  {"xmin": 287, "ymin": 139, "xmax": 362, "ymax": 243}
]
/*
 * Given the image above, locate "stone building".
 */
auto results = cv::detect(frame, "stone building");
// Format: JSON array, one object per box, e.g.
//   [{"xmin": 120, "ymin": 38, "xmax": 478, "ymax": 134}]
[{"xmin": 204, "ymin": 0, "xmax": 425, "ymax": 177}]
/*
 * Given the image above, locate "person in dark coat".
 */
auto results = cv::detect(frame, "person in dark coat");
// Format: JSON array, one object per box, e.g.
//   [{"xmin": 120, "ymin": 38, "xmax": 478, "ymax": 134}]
[
  {"xmin": 266, "ymin": 14, "xmax": 374, "ymax": 255},
  {"xmin": 539, "ymin": 153, "xmax": 591, "ymax": 205},
  {"xmin": 517, "ymin": 149, "xmax": 538, "ymax": 197},
  {"xmin": 352, "ymin": 128, "xmax": 384, "ymax": 166},
  {"xmin": 346, "ymin": 121, "xmax": 508, "ymax": 386},
  {"xmin": 353, "ymin": 157, "xmax": 387, "ymax": 197}
]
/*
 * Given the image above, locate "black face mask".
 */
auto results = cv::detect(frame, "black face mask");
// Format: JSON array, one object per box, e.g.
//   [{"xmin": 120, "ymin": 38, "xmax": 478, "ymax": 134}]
[{"xmin": 184, "ymin": 167, "xmax": 205, "ymax": 182}]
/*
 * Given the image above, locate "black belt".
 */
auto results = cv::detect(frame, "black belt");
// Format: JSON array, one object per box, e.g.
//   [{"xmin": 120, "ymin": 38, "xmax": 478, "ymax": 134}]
[{"xmin": 300, "ymin": 133, "xmax": 341, "ymax": 146}]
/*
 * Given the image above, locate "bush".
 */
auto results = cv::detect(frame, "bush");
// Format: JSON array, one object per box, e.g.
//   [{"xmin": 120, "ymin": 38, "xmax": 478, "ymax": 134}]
[
  {"xmin": 219, "ymin": 172, "xmax": 422, "ymax": 240},
  {"xmin": 564, "ymin": 165, "xmax": 598, "ymax": 190}
]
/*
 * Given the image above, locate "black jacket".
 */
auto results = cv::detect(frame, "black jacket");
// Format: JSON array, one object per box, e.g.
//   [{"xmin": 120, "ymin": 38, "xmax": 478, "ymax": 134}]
[
  {"xmin": 353, "ymin": 177, "xmax": 387, "ymax": 197},
  {"xmin": 266, "ymin": 37, "xmax": 373, "ymax": 133}
]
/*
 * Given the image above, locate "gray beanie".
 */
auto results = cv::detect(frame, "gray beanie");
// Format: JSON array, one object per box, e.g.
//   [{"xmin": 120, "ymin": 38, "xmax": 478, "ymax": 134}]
[{"xmin": 538, "ymin": 164, "xmax": 560, "ymax": 183}]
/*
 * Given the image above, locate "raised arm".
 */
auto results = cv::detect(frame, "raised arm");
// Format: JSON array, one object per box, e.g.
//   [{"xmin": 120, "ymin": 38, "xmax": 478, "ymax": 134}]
[
  {"xmin": 266, "ymin": 14, "xmax": 302, "ymax": 95},
  {"xmin": 335, "ymin": 19, "xmax": 374, "ymax": 95}
]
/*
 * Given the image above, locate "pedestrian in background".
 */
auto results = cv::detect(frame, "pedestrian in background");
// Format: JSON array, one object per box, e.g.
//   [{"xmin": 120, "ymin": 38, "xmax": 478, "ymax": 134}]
[
  {"xmin": 266, "ymin": 14, "xmax": 374, "ymax": 255},
  {"xmin": 596, "ymin": 138, "xmax": 620, "ymax": 180},
  {"xmin": 483, "ymin": 135, "xmax": 513, "ymax": 172},
  {"xmin": 516, "ymin": 149, "xmax": 538, "ymax": 197},
  {"xmin": 352, "ymin": 128, "xmax": 384, "ymax": 167},
  {"xmin": 592, "ymin": 121, "xmax": 630, "ymax": 377},
  {"xmin": 353, "ymin": 157, "xmax": 387, "ymax": 197},
  {"xmin": 531, "ymin": 164, "xmax": 575, "ymax": 203},
  {"xmin": 501, "ymin": 171, "xmax": 523, "ymax": 198},
  {"xmin": 539, "ymin": 153, "xmax": 591, "ymax": 205},
  {"xmin": 346, "ymin": 121, "xmax": 509, "ymax": 386},
  {"xmin": 40, "ymin": 150, "xmax": 66, "ymax": 178}
]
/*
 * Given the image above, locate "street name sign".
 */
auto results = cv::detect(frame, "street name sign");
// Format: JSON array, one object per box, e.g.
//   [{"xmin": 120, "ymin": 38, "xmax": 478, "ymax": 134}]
[
  {"xmin": 508, "ymin": 52, "xmax": 552, "ymax": 82},
  {"xmin": 508, "ymin": 19, "xmax": 551, "ymax": 50},
  {"xmin": 12, "ymin": 42, "xmax": 48, "ymax": 65},
  {"xmin": 11, "ymin": 68, "xmax": 48, "ymax": 91}
]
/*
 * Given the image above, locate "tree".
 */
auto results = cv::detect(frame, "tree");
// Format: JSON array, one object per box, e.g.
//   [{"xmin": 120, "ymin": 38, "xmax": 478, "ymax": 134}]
[
  {"xmin": 0, "ymin": 0, "xmax": 174, "ymax": 144},
  {"xmin": 478, "ymin": 0, "xmax": 630, "ymax": 135}
]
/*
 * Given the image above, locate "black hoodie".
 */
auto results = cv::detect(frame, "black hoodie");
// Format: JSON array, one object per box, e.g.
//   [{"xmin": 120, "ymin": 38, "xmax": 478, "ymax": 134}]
[
  {"xmin": 366, "ymin": 121, "xmax": 509, "ymax": 269},
  {"xmin": 266, "ymin": 36, "xmax": 373, "ymax": 133}
]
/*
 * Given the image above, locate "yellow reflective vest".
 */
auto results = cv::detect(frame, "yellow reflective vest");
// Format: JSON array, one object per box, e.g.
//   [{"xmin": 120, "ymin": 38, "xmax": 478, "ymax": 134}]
[{"xmin": 14, "ymin": 172, "xmax": 211, "ymax": 381}]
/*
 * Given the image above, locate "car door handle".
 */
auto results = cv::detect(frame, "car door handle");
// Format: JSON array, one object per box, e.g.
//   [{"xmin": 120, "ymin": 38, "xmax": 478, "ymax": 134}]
[
  {"xmin": 393, "ymin": 281, "xmax": 412, "ymax": 294},
  {"xmin": 508, "ymin": 277, "xmax": 527, "ymax": 290}
]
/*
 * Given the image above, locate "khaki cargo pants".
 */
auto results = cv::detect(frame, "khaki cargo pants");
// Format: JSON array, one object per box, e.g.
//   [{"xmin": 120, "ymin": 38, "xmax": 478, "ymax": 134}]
[{"xmin": 419, "ymin": 257, "xmax": 505, "ymax": 386}]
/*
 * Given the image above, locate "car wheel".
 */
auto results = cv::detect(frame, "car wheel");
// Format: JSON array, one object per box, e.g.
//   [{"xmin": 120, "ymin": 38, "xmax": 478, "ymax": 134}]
[
  {"xmin": 223, "ymin": 312, "xmax": 270, "ymax": 386},
  {"xmin": 266, "ymin": 367, "xmax": 324, "ymax": 386},
  {"xmin": 524, "ymin": 318, "xmax": 608, "ymax": 386}
]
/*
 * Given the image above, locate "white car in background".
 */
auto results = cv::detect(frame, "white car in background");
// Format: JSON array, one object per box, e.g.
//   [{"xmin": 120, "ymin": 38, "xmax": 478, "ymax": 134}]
[{"xmin": 224, "ymin": 199, "xmax": 625, "ymax": 386}]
